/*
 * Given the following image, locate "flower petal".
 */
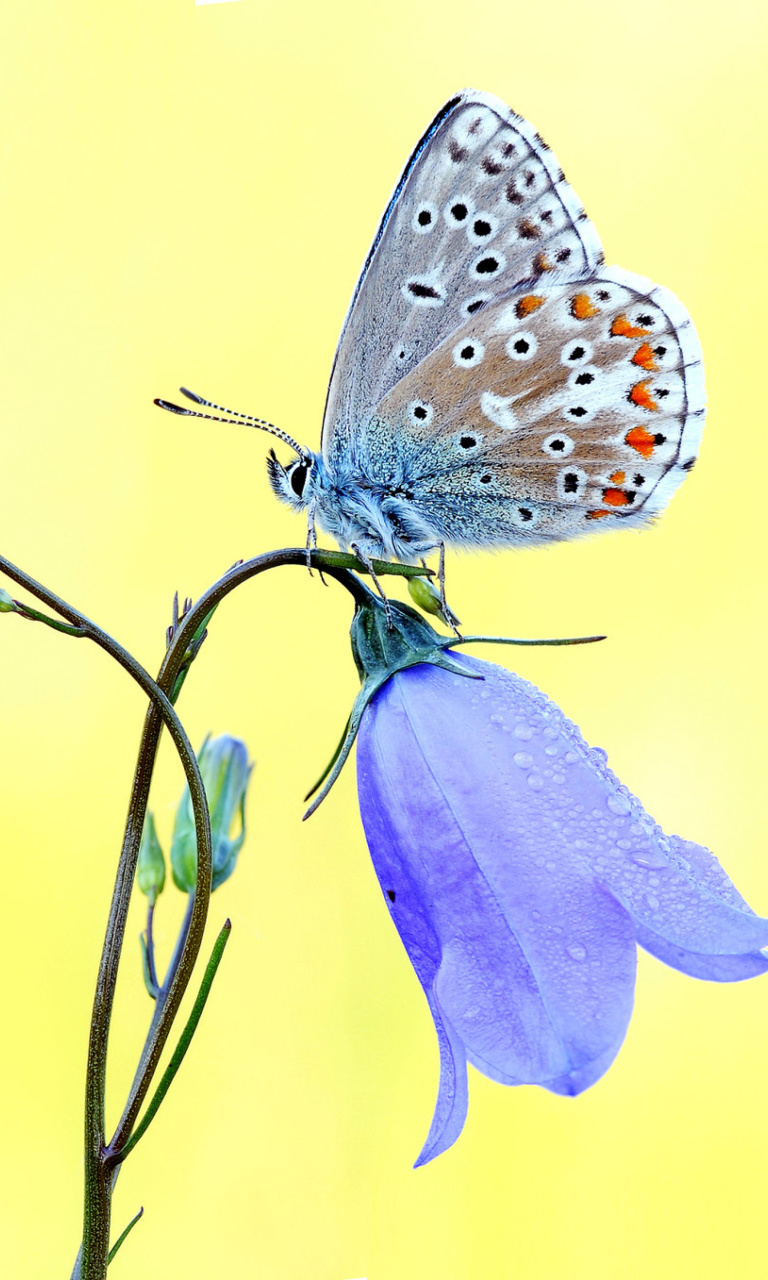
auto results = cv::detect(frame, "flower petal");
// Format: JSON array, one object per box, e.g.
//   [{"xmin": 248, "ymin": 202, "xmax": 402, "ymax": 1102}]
[
  {"xmin": 634, "ymin": 920, "xmax": 768, "ymax": 981},
  {"xmin": 413, "ymin": 994, "xmax": 468, "ymax": 1168}
]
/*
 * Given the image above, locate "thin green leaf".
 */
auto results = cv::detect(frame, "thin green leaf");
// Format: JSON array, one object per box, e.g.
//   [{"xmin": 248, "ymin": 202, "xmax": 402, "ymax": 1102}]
[
  {"xmin": 107, "ymin": 1206, "xmax": 144, "ymax": 1264},
  {"xmin": 111, "ymin": 921, "xmax": 232, "ymax": 1165}
]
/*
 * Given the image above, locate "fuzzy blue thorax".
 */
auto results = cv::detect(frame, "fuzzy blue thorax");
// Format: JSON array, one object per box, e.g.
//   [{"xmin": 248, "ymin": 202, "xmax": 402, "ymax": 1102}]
[{"xmin": 266, "ymin": 448, "xmax": 441, "ymax": 563}]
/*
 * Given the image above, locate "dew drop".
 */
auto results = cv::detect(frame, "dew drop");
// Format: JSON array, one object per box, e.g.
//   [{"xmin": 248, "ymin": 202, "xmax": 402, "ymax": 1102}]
[
  {"xmin": 644, "ymin": 892, "xmax": 660, "ymax": 911},
  {"xmin": 607, "ymin": 794, "xmax": 631, "ymax": 816},
  {"xmin": 545, "ymin": 744, "xmax": 559, "ymax": 757},
  {"xmin": 631, "ymin": 850, "xmax": 668, "ymax": 870},
  {"xmin": 567, "ymin": 943, "xmax": 587, "ymax": 962},
  {"xmin": 513, "ymin": 723, "xmax": 534, "ymax": 740},
  {"xmin": 490, "ymin": 713, "xmax": 504, "ymax": 725},
  {"xmin": 564, "ymin": 751, "xmax": 579, "ymax": 764},
  {"xmin": 513, "ymin": 751, "xmax": 534, "ymax": 768},
  {"xmin": 552, "ymin": 773, "xmax": 565, "ymax": 785},
  {"xmin": 527, "ymin": 774, "xmax": 545, "ymax": 791}
]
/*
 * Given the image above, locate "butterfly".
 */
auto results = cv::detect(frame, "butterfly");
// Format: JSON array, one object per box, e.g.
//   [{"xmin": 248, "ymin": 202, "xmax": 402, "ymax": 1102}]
[{"xmin": 157, "ymin": 89, "xmax": 705, "ymax": 594}]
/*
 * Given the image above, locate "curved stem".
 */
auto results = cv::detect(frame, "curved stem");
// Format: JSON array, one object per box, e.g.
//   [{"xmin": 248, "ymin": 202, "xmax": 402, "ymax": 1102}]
[
  {"xmin": 0, "ymin": 553, "xmax": 214, "ymax": 1280},
  {"xmin": 0, "ymin": 545, "xmax": 417, "ymax": 1278}
]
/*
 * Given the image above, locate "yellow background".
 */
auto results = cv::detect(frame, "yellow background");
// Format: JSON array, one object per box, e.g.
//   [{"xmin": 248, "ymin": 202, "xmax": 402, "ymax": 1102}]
[{"xmin": 1, "ymin": 1, "xmax": 767, "ymax": 1276}]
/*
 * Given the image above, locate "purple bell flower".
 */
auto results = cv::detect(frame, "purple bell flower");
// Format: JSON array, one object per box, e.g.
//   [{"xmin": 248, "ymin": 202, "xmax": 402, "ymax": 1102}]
[{"xmin": 356, "ymin": 654, "xmax": 768, "ymax": 1167}]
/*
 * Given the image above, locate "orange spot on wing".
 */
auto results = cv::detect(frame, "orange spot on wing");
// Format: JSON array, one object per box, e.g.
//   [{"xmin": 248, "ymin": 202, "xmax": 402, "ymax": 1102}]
[
  {"xmin": 571, "ymin": 293, "xmax": 600, "ymax": 320},
  {"xmin": 625, "ymin": 426, "xmax": 656, "ymax": 458},
  {"xmin": 532, "ymin": 252, "xmax": 554, "ymax": 274},
  {"xmin": 586, "ymin": 510, "xmax": 610, "ymax": 520},
  {"xmin": 603, "ymin": 488, "xmax": 630, "ymax": 507},
  {"xmin": 611, "ymin": 314, "xmax": 651, "ymax": 339},
  {"xmin": 609, "ymin": 471, "xmax": 626, "ymax": 485},
  {"xmin": 629, "ymin": 380, "xmax": 659, "ymax": 412},
  {"xmin": 515, "ymin": 294, "xmax": 545, "ymax": 318},
  {"xmin": 631, "ymin": 342, "xmax": 658, "ymax": 371}
]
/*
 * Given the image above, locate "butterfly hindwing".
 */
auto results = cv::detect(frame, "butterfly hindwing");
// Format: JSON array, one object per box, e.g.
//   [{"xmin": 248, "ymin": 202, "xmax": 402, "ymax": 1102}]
[
  {"xmin": 364, "ymin": 268, "xmax": 705, "ymax": 547},
  {"xmin": 322, "ymin": 89, "xmax": 604, "ymax": 467}
]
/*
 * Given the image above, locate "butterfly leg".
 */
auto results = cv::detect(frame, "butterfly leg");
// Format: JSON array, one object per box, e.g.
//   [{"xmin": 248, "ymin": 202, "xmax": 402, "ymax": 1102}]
[
  {"xmin": 420, "ymin": 544, "xmax": 461, "ymax": 635},
  {"xmin": 305, "ymin": 508, "xmax": 328, "ymax": 585},
  {"xmin": 350, "ymin": 542, "xmax": 394, "ymax": 627}
]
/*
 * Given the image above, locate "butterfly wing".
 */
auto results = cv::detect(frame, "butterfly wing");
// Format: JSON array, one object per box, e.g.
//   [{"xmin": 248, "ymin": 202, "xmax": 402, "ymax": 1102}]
[
  {"xmin": 365, "ymin": 268, "xmax": 705, "ymax": 546},
  {"xmin": 322, "ymin": 89, "xmax": 604, "ymax": 468}
]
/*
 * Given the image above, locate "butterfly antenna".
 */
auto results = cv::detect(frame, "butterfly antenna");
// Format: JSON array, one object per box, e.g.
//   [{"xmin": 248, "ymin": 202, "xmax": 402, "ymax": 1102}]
[{"xmin": 154, "ymin": 387, "xmax": 310, "ymax": 460}]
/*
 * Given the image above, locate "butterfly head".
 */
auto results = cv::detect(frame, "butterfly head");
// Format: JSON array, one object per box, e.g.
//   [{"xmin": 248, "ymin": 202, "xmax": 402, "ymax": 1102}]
[{"xmin": 266, "ymin": 448, "xmax": 318, "ymax": 512}]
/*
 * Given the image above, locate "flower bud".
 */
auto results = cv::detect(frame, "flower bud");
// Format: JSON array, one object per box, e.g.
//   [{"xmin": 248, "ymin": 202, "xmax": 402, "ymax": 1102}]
[
  {"xmin": 0, "ymin": 588, "xmax": 18, "ymax": 613},
  {"xmin": 171, "ymin": 734, "xmax": 253, "ymax": 894},
  {"xmin": 136, "ymin": 812, "xmax": 166, "ymax": 905},
  {"xmin": 406, "ymin": 575, "xmax": 444, "ymax": 618}
]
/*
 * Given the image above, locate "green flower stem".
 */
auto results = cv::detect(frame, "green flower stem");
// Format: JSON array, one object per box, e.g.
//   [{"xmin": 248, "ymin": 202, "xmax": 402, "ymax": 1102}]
[
  {"xmin": 0, "ymin": 553, "xmax": 213, "ymax": 1280},
  {"xmin": 144, "ymin": 901, "xmax": 159, "ymax": 994},
  {"xmin": 110, "ymin": 920, "xmax": 232, "ymax": 1166}
]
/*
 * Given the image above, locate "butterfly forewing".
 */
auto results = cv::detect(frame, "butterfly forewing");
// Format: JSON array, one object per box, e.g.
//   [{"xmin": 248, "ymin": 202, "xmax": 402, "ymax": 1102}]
[
  {"xmin": 366, "ymin": 268, "xmax": 705, "ymax": 547},
  {"xmin": 322, "ymin": 89, "xmax": 604, "ymax": 465}
]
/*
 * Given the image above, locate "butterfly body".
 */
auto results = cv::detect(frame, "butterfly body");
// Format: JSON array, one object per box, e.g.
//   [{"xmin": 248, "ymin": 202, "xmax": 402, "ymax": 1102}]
[{"xmin": 266, "ymin": 89, "xmax": 704, "ymax": 564}]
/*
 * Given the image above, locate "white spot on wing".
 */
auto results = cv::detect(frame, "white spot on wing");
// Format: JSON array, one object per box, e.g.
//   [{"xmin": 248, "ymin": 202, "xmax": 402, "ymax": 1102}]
[{"xmin": 481, "ymin": 391, "xmax": 522, "ymax": 431}]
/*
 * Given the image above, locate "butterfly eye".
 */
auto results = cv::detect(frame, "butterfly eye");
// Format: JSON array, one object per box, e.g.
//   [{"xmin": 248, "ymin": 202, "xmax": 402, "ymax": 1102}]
[
  {"xmin": 407, "ymin": 401, "xmax": 434, "ymax": 427},
  {"xmin": 412, "ymin": 202, "xmax": 438, "ymax": 235},
  {"xmin": 543, "ymin": 433, "xmax": 575, "ymax": 458},
  {"xmin": 561, "ymin": 340, "xmax": 594, "ymax": 365},
  {"xmin": 452, "ymin": 338, "xmax": 485, "ymax": 369},
  {"xmin": 505, "ymin": 332, "xmax": 538, "ymax": 361},
  {"xmin": 288, "ymin": 459, "xmax": 312, "ymax": 498},
  {"xmin": 557, "ymin": 467, "xmax": 588, "ymax": 501}
]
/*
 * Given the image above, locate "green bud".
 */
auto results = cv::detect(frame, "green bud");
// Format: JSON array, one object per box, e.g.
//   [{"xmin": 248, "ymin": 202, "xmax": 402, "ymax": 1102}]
[
  {"xmin": 0, "ymin": 588, "xmax": 18, "ymax": 613},
  {"xmin": 137, "ymin": 812, "xmax": 166, "ymax": 905},
  {"xmin": 171, "ymin": 734, "xmax": 253, "ymax": 894},
  {"xmin": 407, "ymin": 575, "xmax": 444, "ymax": 618}
]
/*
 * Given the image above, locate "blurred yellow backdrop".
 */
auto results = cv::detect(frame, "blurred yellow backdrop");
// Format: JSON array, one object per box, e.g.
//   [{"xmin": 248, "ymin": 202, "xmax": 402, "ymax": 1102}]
[{"xmin": 2, "ymin": 1, "xmax": 768, "ymax": 1276}]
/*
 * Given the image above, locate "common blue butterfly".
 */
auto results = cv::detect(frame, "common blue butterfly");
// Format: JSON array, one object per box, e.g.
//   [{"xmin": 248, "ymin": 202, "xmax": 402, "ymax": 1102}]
[{"xmin": 158, "ymin": 89, "xmax": 705, "ymax": 584}]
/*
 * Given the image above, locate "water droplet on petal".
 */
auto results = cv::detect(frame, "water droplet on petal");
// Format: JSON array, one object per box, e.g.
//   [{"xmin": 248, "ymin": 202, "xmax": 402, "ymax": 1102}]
[
  {"xmin": 567, "ymin": 943, "xmax": 587, "ymax": 961},
  {"xmin": 513, "ymin": 722, "xmax": 534, "ymax": 740},
  {"xmin": 645, "ymin": 892, "xmax": 660, "ymax": 911},
  {"xmin": 545, "ymin": 744, "xmax": 559, "ymax": 756},
  {"xmin": 552, "ymin": 773, "xmax": 565, "ymax": 785},
  {"xmin": 490, "ymin": 713, "xmax": 504, "ymax": 725},
  {"xmin": 527, "ymin": 774, "xmax": 544, "ymax": 791},
  {"xmin": 513, "ymin": 751, "xmax": 534, "ymax": 768},
  {"xmin": 631, "ymin": 850, "xmax": 669, "ymax": 870},
  {"xmin": 607, "ymin": 794, "xmax": 631, "ymax": 816},
  {"xmin": 564, "ymin": 751, "xmax": 579, "ymax": 764}
]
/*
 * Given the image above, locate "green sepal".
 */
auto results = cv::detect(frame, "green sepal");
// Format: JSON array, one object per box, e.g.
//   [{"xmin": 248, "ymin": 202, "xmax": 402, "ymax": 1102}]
[{"xmin": 304, "ymin": 590, "xmax": 479, "ymax": 818}]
